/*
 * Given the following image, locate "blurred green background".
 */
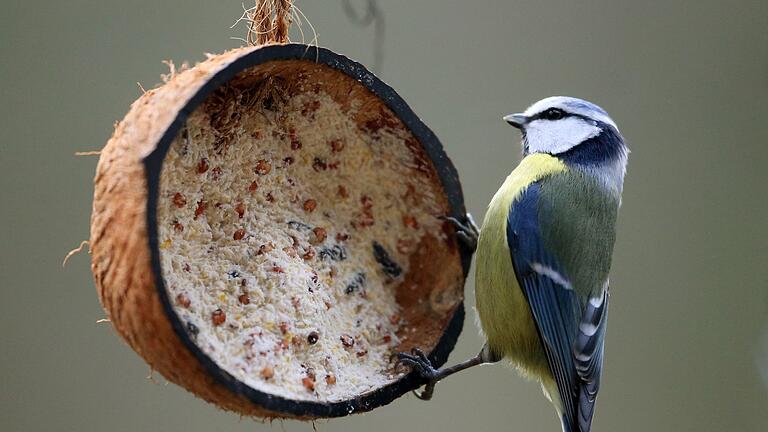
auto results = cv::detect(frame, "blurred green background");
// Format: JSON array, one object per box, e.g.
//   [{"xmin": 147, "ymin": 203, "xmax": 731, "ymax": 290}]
[{"xmin": 2, "ymin": 1, "xmax": 767, "ymax": 431}]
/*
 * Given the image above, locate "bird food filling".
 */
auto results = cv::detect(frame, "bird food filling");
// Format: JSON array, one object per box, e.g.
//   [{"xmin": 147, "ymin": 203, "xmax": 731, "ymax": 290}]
[{"xmin": 157, "ymin": 81, "xmax": 448, "ymax": 402}]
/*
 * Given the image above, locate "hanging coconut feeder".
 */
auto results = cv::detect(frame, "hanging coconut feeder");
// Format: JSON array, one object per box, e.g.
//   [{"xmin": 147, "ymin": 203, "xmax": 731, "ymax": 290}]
[{"xmin": 90, "ymin": 2, "xmax": 470, "ymax": 420}]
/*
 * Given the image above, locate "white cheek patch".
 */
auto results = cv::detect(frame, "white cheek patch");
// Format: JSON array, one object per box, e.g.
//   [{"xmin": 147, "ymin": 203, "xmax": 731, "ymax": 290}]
[{"xmin": 525, "ymin": 117, "xmax": 602, "ymax": 155}]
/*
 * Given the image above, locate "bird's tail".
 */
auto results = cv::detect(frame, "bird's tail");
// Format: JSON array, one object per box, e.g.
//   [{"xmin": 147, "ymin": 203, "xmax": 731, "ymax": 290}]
[{"xmin": 561, "ymin": 416, "xmax": 574, "ymax": 432}]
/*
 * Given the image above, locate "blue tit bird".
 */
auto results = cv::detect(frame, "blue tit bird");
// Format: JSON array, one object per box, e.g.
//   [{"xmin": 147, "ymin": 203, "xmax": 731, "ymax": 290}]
[{"xmin": 399, "ymin": 96, "xmax": 628, "ymax": 432}]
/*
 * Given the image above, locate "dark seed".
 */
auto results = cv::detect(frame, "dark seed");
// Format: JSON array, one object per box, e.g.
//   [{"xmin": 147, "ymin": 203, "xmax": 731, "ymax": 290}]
[
  {"xmin": 319, "ymin": 244, "xmax": 347, "ymax": 262},
  {"xmin": 186, "ymin": 321, "xmax": 199, "ymax": 336},
  {"xmin": 287, "ymin": 220, "xmax": 312, "ymax": 231},
  {"xmin": 312, "ymin": 157, "xmax": 327, "ymax": 171},
  {"xmin": 307, "ymin": 331, "xmax": 319, "ymax": 345},
  {"xmin": 372, "ymin": 242, "xmax": 402, "ymax": 278},
  {"xmin": 344, "ymin": 272, "xmax": 367, "ymax": 295}
]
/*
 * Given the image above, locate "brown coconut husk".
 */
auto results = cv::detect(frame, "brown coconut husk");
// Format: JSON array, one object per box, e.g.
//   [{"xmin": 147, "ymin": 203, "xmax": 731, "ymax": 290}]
[{"xmin": 90, "ymin": 2, "xmax": 469, "ymax": 420}]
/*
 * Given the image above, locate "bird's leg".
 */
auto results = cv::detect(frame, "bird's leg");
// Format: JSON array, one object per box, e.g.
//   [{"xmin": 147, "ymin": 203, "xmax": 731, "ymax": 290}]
[
  {"xmin": 442, "ymin": 213, "xmax": 480, "ymax": 252},
  {"xmin": 398, "ymin": 343, "xmax": 500, "ymax": 400}
]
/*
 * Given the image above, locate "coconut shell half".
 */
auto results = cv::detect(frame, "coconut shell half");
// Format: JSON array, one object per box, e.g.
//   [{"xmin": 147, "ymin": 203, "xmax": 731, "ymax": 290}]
[{"xmin": 91, "ymin": 44, "xmax": 470, "ymax": 419}]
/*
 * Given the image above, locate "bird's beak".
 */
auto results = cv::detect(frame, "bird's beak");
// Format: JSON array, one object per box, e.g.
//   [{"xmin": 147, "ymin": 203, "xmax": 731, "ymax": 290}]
[{"xmin": 503, "ymin": 113, "xmax": 528, "ymax": 129}]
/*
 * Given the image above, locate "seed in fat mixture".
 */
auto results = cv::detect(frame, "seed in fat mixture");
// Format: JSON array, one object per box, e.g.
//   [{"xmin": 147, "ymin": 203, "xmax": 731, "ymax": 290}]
[
  {"xmin": 176, "ymin": 293, "xmax": 191, "ymax": 308},
  {"xmin": 261, "ymin": 366, "xmax": 274, "ymax": 379},
  {"xmin": 310, "ymin": 227, "xmax": 327, "ymax": 244},
  {"xmin": 211, "ymin": 166, "xmax": 222, "ymax": 180},
  {"xmin": 302, "ymin": 100, "xmax": 321, "ymax": 116},
  {"xmin": 302, "ymin": 247, "xmax": 315, "ymax": 261},
  {"xmin": 257, "ymin": 243, "xmax": 274, "ymax": 255},
  {"xmin": 287, "ymin": 220, "xmax": 311, "ymax": 231},
  {"xmin": 340, "ymin": 334, "xmax": 355, "ymax": 348},
  {"xmin": 329, "ymin": 139, "xmax": 345, "ymax": 153},
  {"xmin": 194, "ymin": 200, "xmax": 207, "ymax": 219},
  {"xmin": 255, "ymin": 159, "xmax": 271, "ymax": 175},
  {"xmin": 302, "ymin": 376, "xmax": 315, "ymax": 392},
  {"xmin": 312, "ymin": 157, "xmax": 327, "ymax": 171},
  {"xmin": 211, "ymin": 309, "xmax": 226, "ymax": 326},
  {"xmin": 303, "ymin": 199, "xmax": 317, "ymax": 212},
  {"xmin": 197, "ymin": 158, "xmax": 209, "ymax": 174},
  {"xmin": 318, "ymin": 244, "xmax": 347, "ymax": 262},
  {"xmin": 372, "ymin": 241, "xmax": 402, "ymax": 279},
  {"xmin": 233, "ymin": 229, "xmax": 246, "ymax": 240},
  {"xmin": 238, "ymin": 294, "xmax": 250, "ymax": 305},
  {"xmin": 186, "ymin": 321, "xmax": 199, "ymax": 336},
  {"xmin": 344, "ymin": 272, "xmax": 367, "ymax": 295},
  {"xmin": 325, "ymin": 374, "xmax": 337, "ymax": 385},
  {"xmin": 172, "ymin": 192, "xmax": 186, "ymax": 208},
  {"xmin": 307, "ymin": 331, "xmax": 319, "ymax": 345}
]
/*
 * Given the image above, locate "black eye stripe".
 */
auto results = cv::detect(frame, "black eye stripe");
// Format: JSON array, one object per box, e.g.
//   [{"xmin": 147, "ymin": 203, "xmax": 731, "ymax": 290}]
[
  {"xmin": 535, "ymin": 108, "xmax": 568, "ymax": 121},
  {"xmin": 531, "ymin": 108, "xmax": 601, "ymax": 125}
]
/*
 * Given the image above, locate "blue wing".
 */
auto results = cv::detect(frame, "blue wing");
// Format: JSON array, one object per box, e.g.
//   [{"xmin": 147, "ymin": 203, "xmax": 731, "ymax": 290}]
[{"xmin": 506, "ymin": 182, "xmax": 609, "ymax": 432}]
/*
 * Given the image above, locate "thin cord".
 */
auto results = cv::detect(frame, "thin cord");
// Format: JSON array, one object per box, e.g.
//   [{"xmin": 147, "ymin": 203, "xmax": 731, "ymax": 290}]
[{"xmin": 342, "ymin": 0, "xmax": 384, "ymax": 75}]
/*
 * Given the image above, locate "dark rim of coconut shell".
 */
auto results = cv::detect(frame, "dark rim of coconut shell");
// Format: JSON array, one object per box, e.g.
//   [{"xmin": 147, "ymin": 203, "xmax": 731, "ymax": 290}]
[{"xmin": 143, "ymin": 44, "xmax": 470, "ymax": 418}]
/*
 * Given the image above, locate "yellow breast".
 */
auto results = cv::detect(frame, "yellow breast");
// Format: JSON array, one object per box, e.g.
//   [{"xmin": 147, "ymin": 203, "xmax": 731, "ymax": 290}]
[{"xmin": 475, "ymin": 153, "xmax": 566, "ymax": 379}]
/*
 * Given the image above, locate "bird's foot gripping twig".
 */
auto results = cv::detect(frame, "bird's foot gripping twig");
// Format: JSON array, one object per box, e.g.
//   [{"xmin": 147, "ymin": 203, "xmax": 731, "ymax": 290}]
[
  {"xmin": 398, "ymin": 348, "xmax": 442, "ymax": 400},
  {"xmin": 398, "ymin": 344, "xmax": 497, "ymax": 401},
  {"xmin": 441, "ymin": 213, "xmax": 480, "ymax": 252}
]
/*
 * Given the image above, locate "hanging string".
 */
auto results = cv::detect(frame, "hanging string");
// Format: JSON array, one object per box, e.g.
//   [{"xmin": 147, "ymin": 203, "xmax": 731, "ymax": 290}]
[
  {"xmin": 241, "ymin": 0, "xmax": 293, "ymax": 46},
  {"xmin": 342, "ymin": 0, "xmax": 385, "ymax": 75}
]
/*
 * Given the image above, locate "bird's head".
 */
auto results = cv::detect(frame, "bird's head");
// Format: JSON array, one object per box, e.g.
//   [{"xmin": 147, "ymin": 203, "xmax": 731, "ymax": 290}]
[
  {"xmin": 505, "ymin": 96, "xmax": 629, "ymax": 195},
  {"xmin": 504, "ymin": 96, "xmax": 626, "ymax": 159}
]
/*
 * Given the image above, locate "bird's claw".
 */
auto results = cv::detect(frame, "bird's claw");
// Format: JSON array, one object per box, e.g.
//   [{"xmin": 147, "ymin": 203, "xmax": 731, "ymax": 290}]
[
  {"xmin": 441, "ymin": 213, "xmax": 480, "ymax": 252},
  {"xmin": 398, "ymin": 348, "xmax": 438, "ymax": 378},
  {"xmin": 397, "ymin": 348, "xmax": 439, "ymax": 400}
]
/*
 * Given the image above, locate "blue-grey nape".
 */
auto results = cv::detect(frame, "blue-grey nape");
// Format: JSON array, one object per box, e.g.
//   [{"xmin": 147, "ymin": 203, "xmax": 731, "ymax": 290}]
[{"xmin": 559, "ymin": 99, "xmax": 609, "ymax": 117}]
